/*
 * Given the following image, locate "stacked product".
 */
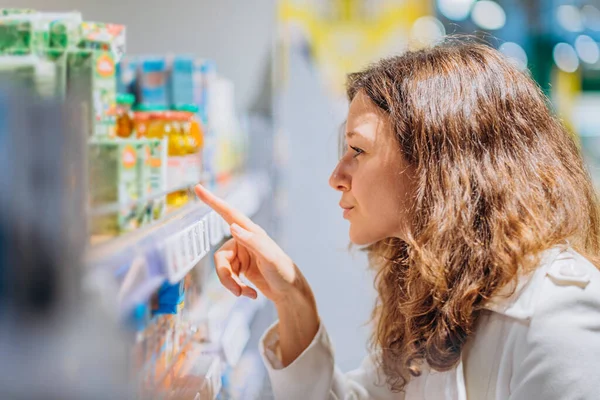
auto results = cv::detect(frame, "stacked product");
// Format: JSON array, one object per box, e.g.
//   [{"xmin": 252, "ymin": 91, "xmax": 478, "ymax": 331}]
[
  {"xmin": 117, "ymin": 54, "xmax": 248, "ymax": 201},
  {"xmin": 128, "ymin": 260, "xmax": 227, "ymax": 398}
]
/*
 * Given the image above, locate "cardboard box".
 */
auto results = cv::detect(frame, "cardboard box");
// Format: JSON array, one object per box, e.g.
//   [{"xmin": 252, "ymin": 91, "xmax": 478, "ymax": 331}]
[
  {"xmin": 138, "ymin": 138, "xmax": 167, "ymax": 224},
  {"xmin": 89, "ymin": 139, "xmax": 143, "ymax": 234},
  {"xmin": 168, "ymin": 55, "xmax": 194, "ymax": 106},
  {"xmin": 137, "ymin": 56, "xmax": 168, "ymax": 107},
  {"xmin": 68, "ymin": 49, "xmax": 116, "ymax": 136}
]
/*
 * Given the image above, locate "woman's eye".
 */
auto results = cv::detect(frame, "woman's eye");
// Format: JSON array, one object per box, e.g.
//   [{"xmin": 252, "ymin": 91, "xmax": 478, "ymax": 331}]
[{"xmin": 350, "ymin": 145, "xmax": 364, "ymax": 158}]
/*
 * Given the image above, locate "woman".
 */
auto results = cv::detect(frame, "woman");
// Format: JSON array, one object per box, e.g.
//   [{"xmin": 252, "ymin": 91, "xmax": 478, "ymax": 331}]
[{"xmin": 195, "ymin": 40, "xmax": 600, "ymax": 399}]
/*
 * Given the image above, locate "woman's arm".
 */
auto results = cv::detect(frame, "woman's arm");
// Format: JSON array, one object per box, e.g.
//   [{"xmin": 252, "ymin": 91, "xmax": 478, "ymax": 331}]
[
  {"xmin": 195, "ymin": 184, "xmax": 319, "ymax": 365},
  {"xmin": 274, "ymin": 271, "xmax": 320, "ymax": 366},
  {"xmin": 195, "ymin": 184, "xmax": 398, "ymax": 399}
]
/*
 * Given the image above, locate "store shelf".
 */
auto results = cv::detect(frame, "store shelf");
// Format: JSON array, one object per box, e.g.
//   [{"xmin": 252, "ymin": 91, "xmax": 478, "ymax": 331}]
[{"xmin": 85, "ymin": 171, "xmax": 270, "ymax": 315}]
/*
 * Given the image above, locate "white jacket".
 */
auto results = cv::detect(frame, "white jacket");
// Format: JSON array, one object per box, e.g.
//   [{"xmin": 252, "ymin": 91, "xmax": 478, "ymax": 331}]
[{"xmin": 259, "ymin": 246, "xmax": 600, "ymax": 399}]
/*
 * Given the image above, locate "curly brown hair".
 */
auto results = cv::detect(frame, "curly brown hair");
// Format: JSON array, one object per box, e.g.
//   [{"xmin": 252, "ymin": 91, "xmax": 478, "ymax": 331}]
[{"xmin": 346, "ymin": 39, "xmax": 600, "ymax": 392}]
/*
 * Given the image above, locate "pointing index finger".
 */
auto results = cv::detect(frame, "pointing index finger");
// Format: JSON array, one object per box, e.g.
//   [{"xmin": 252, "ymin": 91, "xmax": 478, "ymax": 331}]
[{"xmin": 194, "ymin": 184, "xmax": 256, "ymax": 230}]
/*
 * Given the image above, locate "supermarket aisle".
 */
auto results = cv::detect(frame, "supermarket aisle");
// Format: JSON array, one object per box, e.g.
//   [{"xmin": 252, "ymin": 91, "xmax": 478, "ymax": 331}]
[{"xmin": 280, "ymin": 50, "xmax": 377, "ymax": 372}]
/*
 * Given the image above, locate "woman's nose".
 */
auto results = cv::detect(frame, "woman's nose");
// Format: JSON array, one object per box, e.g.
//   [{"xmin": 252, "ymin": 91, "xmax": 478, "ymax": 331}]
[{"xmin": 329, "ymin": 162, "xmax": 350, "ymax": 192}]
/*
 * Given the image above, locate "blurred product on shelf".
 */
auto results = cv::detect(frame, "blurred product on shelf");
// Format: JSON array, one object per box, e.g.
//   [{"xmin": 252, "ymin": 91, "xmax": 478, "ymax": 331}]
[
  {"xmin": 116, "ymin": 55, "xmax": 137, "ymax": 94},
  {"xmin": 89, "ymin": 139, "xmax": 139, "ymax": 234},
  {"xmin": 78, "ymin": 21, "xmax": 126, "ymax": 61},
  {"xmin": 153, "ymin": 280, "xmax": 185, "ymax": 315},
  {"xmin": 140, "ymin": 138, "xmax": 168, "ymax": 222},
  {"xmin": 123, "ymin": 259, "xmax": 236, "ymax": 398},
  {"xmin": 209, "ymin": 76, "xmax": 247, "ymax": 184},
  {"xmin": 116, "ymin": 93, "xmax": 135, "ymax": 138},
  {"xmin": 137, "ymin": 56, "xmax": 169, "ymax": 107},
  {"xmin": 68, "ymin": 49, "xmax": 117, "ymax": 136},
  {"xmin": 0, "ymin": 11, "xmax": 81, "ymax": 56},
  {"xmin": 0, "ymin": 8, "xmax": 36, "ymax": 15},
  {"xmin": 130, "ymin": 104, "xmax": 204, "ymax": 209},
  {"xmin": 89, "ymin": 138, "xmax": 167, "ymax": 235},
  {"xmin": 169, "ymin": 55, "xmax": 195, "ymax": 106},
  {"xmin": 0, "ymin": 12, "xmax": 77, "ymax": 98}
]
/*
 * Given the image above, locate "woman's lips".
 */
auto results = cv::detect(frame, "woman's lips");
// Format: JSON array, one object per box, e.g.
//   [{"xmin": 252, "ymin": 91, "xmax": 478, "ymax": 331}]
[{"xmin": 343, "ymin": 207, "xmax": 354, "ymax": 219}]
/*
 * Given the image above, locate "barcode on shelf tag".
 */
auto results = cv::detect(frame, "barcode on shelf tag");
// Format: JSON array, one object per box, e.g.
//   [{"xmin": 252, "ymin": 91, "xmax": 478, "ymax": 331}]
[
  {"xmin": 202, "ymin": 216, "xmax": 210, "ymax": 251},
  {"xmin": 209, "ymin": 212, "xmax": 223, "ymax": 246},
  {"xmin": 165, "ymin": 236, "xmax": 179, "ymax": 279},
  {"xmin": 177, "ymin": 234, "xmax": 187, "ymax": 272},
  {"xmin": 193, "ymin": 224, "xmax": 202, "ymax": 258},
  {"xmin": 187, "ymin": 228, "xmax": 195, "ymax": 264}
]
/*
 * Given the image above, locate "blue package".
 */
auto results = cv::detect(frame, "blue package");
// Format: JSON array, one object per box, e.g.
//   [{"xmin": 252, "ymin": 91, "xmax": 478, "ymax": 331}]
[
  {"xmin": 116, "ymin": 56, "xmax": 138, "ymax": 96},
  {"xmin": 137, "ymin": 57, "xmax": 168, "ymax": 107},
  {"xmin": 153, "ymin": 280, "xmax": 185, "ymax": 315},
  {"xmin": 169, "ymin": 56, "xmax": 195, "ymax": 107},
  {"xmin": 198, "ymin": 59, "xmax": 216, "ymax": 125}
]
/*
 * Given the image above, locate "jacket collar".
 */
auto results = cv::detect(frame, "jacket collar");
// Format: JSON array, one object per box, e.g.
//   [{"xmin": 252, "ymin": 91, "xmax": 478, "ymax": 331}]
[{"xmin": 482, "ymin": 246, "xmax": 566, "ymax": 320}]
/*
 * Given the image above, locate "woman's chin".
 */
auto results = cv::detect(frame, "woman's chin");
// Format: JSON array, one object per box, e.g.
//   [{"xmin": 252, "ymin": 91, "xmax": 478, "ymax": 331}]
[{"xmin": 349, "ymin": 226, "xmax": 379, "ymax": 246}]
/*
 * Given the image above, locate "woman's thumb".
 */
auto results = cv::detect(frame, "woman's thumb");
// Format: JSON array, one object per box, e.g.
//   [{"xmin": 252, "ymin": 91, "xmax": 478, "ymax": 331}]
[{"xmin": 230, "ymin": 223, "xmax": 269, "ymax": 256}]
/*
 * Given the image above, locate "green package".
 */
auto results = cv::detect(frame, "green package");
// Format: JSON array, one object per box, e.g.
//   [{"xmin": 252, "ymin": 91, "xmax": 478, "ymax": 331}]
[
  {"xmin": 0, "ymin": 12, "xmax": 81, "ymax": 56},
  {"xmin": 1, "ymin": 9, "xmax": 36, "ymax": 16},
  {"xmin": 33, "ymin": 12, "xmax": 82, "ymax": 57},
  {"xmin": 0, "ymin": 13, "xmax": 76, "ymax": 98},
  {"xmin": 138, "ymin": 138, "xmax": 167, "ymax": 225},
  {"xmin": 67, "ymin": 49, "xmax": 116, "ymax": 136},
  {"xmin": 0, "ymin": 17, "xmax": 32, "ymax": 55},
  {"xmin": 89, "ymin": 139, "xmax": 144, "ymax": 235}
]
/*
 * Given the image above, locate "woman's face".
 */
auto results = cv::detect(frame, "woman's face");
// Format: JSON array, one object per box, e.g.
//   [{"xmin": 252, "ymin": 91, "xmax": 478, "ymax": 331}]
[{"xmin": 329, "ymin": 91, "xmax": 415, "ymax": 245}]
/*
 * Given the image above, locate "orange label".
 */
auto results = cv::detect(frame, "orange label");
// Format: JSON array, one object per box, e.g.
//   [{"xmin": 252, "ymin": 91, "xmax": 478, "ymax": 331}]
[
  {"xmin": 122, "ymin": 145, "xmax": 137, "ymax": 168},
  {"xmin": 144, "ymin": 146, "xmax": 151, "ymax": 165},
  {"xmin": 96, "ymin": 53, "xmax": 115, "ymax": 78},
  {"xmin": 149, "ymin": 157, "xmax": 162, "ymax": 168}
]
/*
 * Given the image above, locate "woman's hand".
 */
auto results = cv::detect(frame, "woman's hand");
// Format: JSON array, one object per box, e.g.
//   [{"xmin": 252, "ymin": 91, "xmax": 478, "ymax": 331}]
[
  {"xmin": 195, "ymin": 184, "xmax": 320, "ymax": 366},
  {"xmin": 194, "ymin": 184, "xmax": 308, "ymax": 303}
]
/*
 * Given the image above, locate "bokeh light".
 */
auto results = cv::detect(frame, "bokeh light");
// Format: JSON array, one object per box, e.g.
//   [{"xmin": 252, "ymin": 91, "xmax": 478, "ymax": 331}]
[
  {"xmin": 556, "ymin": 5, "xmax": 584, "ymax": 32},
  {"xmin": 575, "ymin": 35, "xmax": 600, "ymax": 65},
  {"xmin": 499, "ymin": 42, "xmax": 528, "ymax": 71},
  {"xmin": 410, "ymin": 16, "xmax": 446, "ymax": 48},
  {"xmin": 582, "ymin": 5, "xmax": 600, "ymax": 31},
  {"xmin": 437, "ymin": 0, "xmax": 477, "ymax": 21},
  {"xmin": 471, "ymin": 1, "xmax": 506, "ymax": 31},
  {"xmin": 553, "ymin": 42, "xmax": 580, "ymax": 73}
]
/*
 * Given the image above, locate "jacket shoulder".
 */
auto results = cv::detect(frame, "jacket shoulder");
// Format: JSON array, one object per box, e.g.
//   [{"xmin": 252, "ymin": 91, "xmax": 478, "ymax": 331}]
[
  {"xmin": 484, "ymin": 247, "xmax": 600, "ymax": 320},
  {"xmin": 533, "ymin": 248, "xmax": 600, "ymax": 318}
]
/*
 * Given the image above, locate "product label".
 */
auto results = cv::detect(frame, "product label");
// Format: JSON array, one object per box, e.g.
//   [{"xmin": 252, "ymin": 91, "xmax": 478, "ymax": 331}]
[
  {"xmin": 122, "ymin": 144, "xmax": 137, "ymax": 169},
  {"xmin": 166, "ymin": 153, "xmax": 201, "ymax": 192},
  {"xmin": 96, "ymin": 52, "xmax": 115, "ymax": 78}
]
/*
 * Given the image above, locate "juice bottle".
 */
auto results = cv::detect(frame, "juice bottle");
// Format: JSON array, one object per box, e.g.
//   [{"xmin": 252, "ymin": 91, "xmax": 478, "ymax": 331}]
[
  {"xmin": 134, "ymin": 104, "xmax": 168, "ymax": 139},
  {"xmin": 166, "ymin": 111, "xmax": 186, "ymax": 156},
  {"xmin": 133, "ymin": 111, "xmax": 150, "ymax": 138},
  {"xmin": 175, "ymin": 105, "xmax": 203, "ymax": 203},
  {"xmin": 174, "ymin": 104, "xmax": 203, "ymax": 154},
  {"xmin": 115, "ymin": 93, "xmax": 135, "ymax": 138},
  {"xmin": 166, "ymin": 111, "xmax": 189, "ymax": 207}
]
